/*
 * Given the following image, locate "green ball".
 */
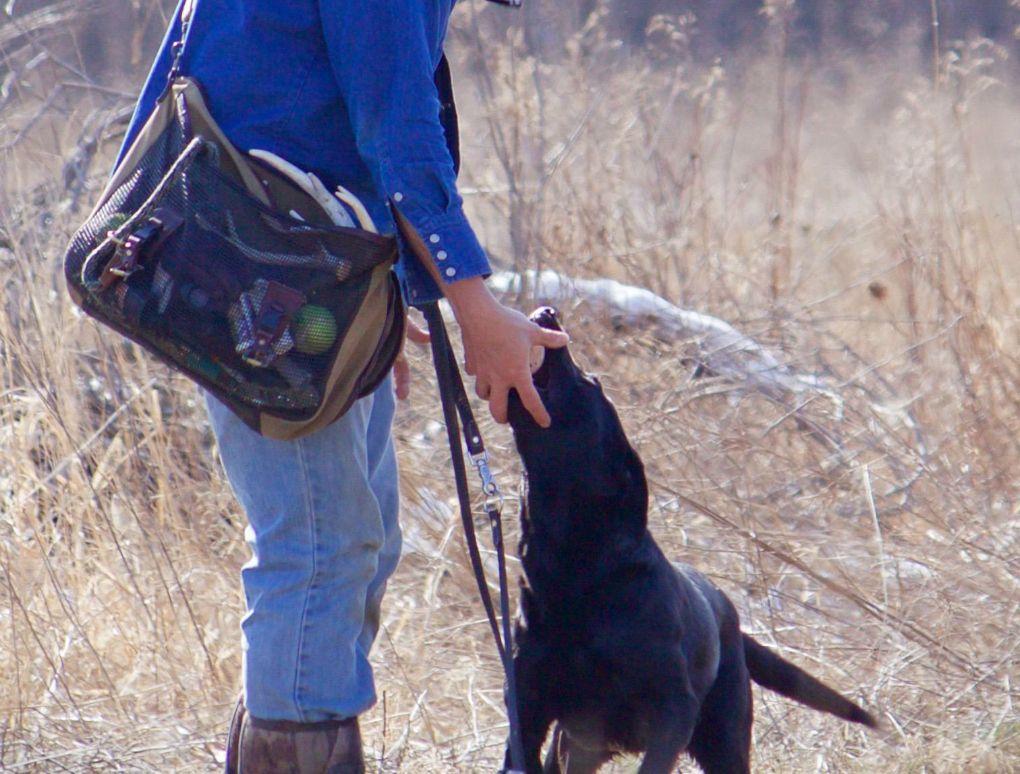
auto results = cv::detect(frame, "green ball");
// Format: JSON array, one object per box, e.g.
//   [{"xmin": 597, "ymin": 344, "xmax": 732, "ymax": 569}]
[{"xmin": 292, "ymin": 304, "xmax": 338, "ymax": 355}]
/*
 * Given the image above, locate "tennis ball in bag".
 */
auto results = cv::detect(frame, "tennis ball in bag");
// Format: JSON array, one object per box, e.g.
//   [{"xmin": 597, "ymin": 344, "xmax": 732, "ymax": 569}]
[{"xmin": 292, "ymin": 304, "xmax": 338, "ymax": 355}]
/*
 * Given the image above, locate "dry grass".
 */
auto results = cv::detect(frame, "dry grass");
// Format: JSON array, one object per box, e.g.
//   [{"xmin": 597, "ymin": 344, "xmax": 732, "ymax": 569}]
[{"xmin": 1, "ymin": 2, "xmax": 1018, "ymax": 771}]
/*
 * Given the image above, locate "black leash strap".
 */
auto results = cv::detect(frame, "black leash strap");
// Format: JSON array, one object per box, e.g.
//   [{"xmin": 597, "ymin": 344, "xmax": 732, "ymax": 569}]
[
  {"xmin": 420, "ymin": 301, "xmax": 525, "ymax": 773},
  {"xmin": 397, "ymin": 3, "xmax": 525, "ymax": 760}
]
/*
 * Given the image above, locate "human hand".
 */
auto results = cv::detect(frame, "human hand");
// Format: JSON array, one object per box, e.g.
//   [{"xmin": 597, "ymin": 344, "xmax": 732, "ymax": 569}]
[
  {"xmin": 393, "ymin": 313, "xmax": 431, "ymax": 400},
  {"xmin": 445, "ymin": 278, "xmax": 569, "ymax": 427},
  {"xmin": 384, "ymin": 208, "xmax": 567, "ymax": 421}
]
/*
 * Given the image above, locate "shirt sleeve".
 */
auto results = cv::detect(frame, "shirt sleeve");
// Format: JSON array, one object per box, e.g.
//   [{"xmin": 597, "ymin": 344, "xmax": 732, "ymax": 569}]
[{"xmin": 318, "ymin": 0, "xmax": 491, "ymax": 303}]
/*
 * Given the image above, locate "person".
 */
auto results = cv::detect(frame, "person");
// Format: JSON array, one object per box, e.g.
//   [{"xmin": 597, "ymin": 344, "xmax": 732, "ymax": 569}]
[{"xmin": 116, "ymin": 0, "xmax": 569, "ymax": 771}]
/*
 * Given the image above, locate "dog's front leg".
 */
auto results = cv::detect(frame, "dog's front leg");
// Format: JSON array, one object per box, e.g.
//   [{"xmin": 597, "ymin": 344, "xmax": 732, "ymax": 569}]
[
  {"xmin": 502, "ymin": 703, "xmax": 553, "ymax": 774},
  {"xmin": 503, "ymin": 651, "xmax": 555, "ymax": 774},
  {"xmin": 635, "ymin": 696, "xmax": 700, "ymax": 774},
  {"xmin": 543, "ymin": 723, "xmax": 612, "ymax": 774}
]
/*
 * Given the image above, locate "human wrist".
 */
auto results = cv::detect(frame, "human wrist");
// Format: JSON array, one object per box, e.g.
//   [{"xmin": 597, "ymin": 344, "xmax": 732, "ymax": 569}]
[{"xmin": 444, "ymin": 276, "xmax": 498, "ymax": 322}]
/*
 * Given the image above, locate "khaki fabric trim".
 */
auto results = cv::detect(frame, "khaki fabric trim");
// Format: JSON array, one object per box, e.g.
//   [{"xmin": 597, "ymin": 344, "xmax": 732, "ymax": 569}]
[
  {"xmin": 91, "ymin": 96, "xmax": 175, "ymax": 219},
  {"xmin": 248, "ymin": 155, "xmax": 337, "ymax": 229},
  {"xmin": 97, "ymin": 78, "xmax": 269, "ymax": 216},
  {"xmin": 171, "ymin": 79, "xmax": 270, "ymax": 204}
]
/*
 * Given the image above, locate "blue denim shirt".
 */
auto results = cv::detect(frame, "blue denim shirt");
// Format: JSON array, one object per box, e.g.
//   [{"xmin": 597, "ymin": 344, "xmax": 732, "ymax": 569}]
[{"xmin": 117, "ymin": 0, "xmax": 489, "ymax": 305}]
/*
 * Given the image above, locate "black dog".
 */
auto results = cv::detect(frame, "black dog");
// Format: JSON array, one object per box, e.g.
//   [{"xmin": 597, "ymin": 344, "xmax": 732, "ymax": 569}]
[{"xmin": 505, "ymin": 308, "xmax": 876, "ymax": 774}]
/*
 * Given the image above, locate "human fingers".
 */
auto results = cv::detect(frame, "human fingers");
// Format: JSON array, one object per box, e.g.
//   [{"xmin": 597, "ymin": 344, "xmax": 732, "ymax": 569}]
[
  {"xmin": 393, "ymin": 354, "xmax": 410, "ymax": 400},
  {"xmin": 475, "ymin": 377, "xmax": 492, "ymax": 401},
  {"xmin": 406, "ymin": 316, "xmax": 431, "ymax": 346},
  {"xmin": 531, "ymin": 325, "xmax": 570, "ymax": 349},
  {"xmin": 488, "ymin": 381, "xmax": 510, "ymax": 425},
  {"xmin": 515, "ymin": 375, "xmax": 551, "ymax": 428},
  {"xmin": 529, "ymin": 345, "xmax": 545, "ymax": 374}
]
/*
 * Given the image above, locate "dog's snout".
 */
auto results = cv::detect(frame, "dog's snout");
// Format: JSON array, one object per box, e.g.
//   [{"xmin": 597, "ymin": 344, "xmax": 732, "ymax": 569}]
[{"xmin": 530, "ymin": 306, "xmax": 562, "ymax": 332}]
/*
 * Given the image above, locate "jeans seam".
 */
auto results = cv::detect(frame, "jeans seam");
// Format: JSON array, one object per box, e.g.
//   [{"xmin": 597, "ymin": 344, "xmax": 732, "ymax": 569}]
[{"xmin": 292, "ymin": 436, "xmax": 318, "ymax": 723}]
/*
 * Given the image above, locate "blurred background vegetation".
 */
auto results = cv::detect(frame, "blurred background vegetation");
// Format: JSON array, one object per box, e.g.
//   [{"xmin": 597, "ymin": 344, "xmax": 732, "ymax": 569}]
[{"xmin": 1, "ymin": 2, "xmax": 1018, "ymax": 772}]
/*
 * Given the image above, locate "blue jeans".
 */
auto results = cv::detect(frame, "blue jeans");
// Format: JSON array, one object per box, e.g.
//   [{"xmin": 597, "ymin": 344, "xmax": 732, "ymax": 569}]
[{"xmin": 205, "ymin": 376, "xmax": 401, "ymax": 722}]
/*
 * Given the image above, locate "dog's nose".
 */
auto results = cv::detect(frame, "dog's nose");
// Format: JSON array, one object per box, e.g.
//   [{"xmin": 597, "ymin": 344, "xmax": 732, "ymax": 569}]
[{"xmin": 530, "ymin": 306, "xmax": 562, "ymax": 332}]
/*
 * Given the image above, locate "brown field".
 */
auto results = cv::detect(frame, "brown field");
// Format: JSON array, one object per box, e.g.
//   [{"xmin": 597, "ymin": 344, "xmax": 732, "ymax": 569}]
[{"xmin": 0, "ymin": 2, "xmax": 1017, "ymax": 771}]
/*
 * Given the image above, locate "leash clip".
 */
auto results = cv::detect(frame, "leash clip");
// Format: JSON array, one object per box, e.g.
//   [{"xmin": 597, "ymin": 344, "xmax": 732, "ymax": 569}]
[{"xmin": 471, "ymin": 451, "xmax": 503, "ymax": 515}]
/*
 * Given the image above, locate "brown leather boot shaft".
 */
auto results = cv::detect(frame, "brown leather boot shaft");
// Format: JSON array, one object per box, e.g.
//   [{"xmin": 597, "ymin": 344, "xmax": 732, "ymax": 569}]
[
  {"xmin": 225, "ymin": 700, "xmax": 366, "ymax": 774},
  {"xmin": 224, "ymin": 696, "xmax": 246, "ymax": 774}
]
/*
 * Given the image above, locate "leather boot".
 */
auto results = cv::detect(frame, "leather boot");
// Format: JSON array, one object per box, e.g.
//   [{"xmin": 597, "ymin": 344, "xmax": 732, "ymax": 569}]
[
  {"xmin": 224, "ymin": 697, "xmax": 366, "ymax": 774},
  {"xmin": 224, "ymin": 696, "xmax": 246, "ymax": 774}
]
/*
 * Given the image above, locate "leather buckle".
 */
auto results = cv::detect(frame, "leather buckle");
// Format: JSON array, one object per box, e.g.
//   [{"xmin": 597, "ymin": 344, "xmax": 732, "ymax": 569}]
[
  {"xmin": 99, "ymin": 209, "xmax": 183, "ymax": 290},
  {"xmin": 100, "ymin": 222, "xmax": 158, "ymax": 289}
]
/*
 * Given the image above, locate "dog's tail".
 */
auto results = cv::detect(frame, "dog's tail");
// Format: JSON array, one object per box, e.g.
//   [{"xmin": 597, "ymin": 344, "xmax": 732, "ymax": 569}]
[{"xmin": 742, "ymin": 635, "xmax": 878, "ymax": 728}]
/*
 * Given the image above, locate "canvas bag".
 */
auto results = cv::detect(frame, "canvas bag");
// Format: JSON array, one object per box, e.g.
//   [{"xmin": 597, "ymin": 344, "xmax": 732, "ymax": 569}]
[{"xmin": 63, "ymin": 30, "xmax": 405, "ymax": 440}]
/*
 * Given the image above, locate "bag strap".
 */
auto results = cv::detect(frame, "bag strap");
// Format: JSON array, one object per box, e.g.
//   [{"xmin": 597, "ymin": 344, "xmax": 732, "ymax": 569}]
[
  {"xmin": 166, "ymin": 0, "xmax": 199, "ymax": 85},
  {"xmin": 434, "ymin": 55, "xmax": 461, "ymax": 175}
]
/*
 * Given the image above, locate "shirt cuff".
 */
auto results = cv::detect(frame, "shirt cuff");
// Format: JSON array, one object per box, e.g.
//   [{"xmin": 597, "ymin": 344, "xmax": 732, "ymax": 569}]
[{"xmin": 395, "ymin": 206, "xmax": 491, "ymax": 305}]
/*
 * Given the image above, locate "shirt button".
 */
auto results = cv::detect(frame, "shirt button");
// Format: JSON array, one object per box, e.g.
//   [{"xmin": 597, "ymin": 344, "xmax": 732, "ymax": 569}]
[
  {"xmin": 393, "ymin": 192, "xmax": 404, "ymax": 202},
  {"xmin": 429, "ymin": 234, "xmax": 440, "ymax": 244},
  {"xmin": 445, "ymin": 267, "xmax": 456, "ymax": 278},
  {"xmin": 436, "ymin": 250, "xmax": 448, "ymax": 261}
]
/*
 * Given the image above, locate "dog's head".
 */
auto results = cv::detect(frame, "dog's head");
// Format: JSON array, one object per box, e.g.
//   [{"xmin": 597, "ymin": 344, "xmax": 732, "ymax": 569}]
[{"xmin": 508, "ymin": 308, "xmax": 647, "ymax": 525}]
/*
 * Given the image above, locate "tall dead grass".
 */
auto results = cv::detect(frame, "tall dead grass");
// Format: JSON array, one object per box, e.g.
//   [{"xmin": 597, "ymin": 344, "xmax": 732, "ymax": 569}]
[{"xmin": 0, "ymin": 1, "xmax": 1017, "ymax": 771}]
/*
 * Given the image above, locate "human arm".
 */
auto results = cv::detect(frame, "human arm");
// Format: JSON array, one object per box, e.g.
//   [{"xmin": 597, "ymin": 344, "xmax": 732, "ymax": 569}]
[
  {"xmin": 318, "ymin": 0, "xmax": 488, "ymax": 301},
  {"xmin": 320, "ymin": 0, "xmax": 567, "ymax": 423}
]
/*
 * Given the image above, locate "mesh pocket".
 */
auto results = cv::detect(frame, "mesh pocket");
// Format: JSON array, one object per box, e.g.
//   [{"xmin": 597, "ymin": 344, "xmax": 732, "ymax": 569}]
[{"xmin": 65, "ymin": 122, "xmax": 398, "ymax": 422}]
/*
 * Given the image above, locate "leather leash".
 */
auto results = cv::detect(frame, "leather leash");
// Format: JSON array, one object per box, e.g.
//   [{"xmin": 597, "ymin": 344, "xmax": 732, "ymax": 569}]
[
  {"xmin": 393, "ymin": 1, "xmax": 525, "ymax": 763},
  {"xmin": 419, "ymin": 300, "xmax": 526, "ymax": 773}
]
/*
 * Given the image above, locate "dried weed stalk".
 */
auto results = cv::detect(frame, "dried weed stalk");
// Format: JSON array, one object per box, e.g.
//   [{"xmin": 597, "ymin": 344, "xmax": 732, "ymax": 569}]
[{"xmin": 0, "ymin": 1, "xmax": 1017, "ymax": 771}]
